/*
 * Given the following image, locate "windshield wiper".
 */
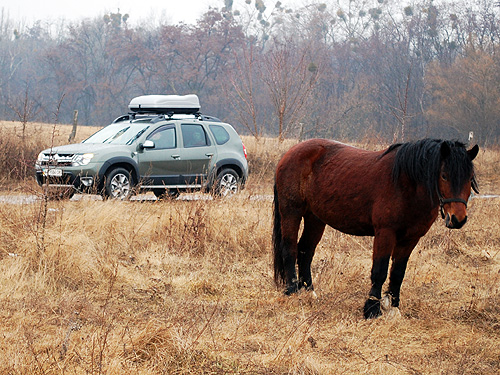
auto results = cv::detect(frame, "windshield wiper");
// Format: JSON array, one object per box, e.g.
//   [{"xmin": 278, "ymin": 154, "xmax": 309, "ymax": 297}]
[{"xmin": 126, "ymin": 126, "xmax": 150, "ymax": 145}]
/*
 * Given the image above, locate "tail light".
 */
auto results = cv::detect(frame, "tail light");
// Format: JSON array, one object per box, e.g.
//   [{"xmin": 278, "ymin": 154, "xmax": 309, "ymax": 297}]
[{"xmin": 242, "ymin": 142, "xmax": 248, "ymax": 159}]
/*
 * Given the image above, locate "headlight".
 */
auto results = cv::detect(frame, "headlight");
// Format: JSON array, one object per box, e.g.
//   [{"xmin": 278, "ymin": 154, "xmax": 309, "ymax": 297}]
[
  {"xmin": 35, "ymin": 152, "xmax": 45, "ymax": 167},
  {"xmin": 72, "ymin": 153, "xmax": 94, "ymax": 166}
]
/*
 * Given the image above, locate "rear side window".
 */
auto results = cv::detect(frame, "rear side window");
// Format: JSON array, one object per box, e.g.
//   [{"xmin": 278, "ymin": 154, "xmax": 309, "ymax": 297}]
[
  {"xmin": 209, "ymin": 125, "xmax": 230, "ymax": 145},
  {"xmin": 182, "ymin": 124, "xmax": 211, "ymax": 148}
]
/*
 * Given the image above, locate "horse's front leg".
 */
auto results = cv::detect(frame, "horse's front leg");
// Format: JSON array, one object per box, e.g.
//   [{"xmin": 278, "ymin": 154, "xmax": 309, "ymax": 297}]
[
  {"xmin": 364, "ymin": 230, "xmax": 396, "ymax": 319},
  {"xmin": 386, "ymin": 240, "xmax": 419, "ymax": 308}
]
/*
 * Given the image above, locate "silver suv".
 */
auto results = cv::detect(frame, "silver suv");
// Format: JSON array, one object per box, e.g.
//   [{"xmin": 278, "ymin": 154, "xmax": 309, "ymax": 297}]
[{"xmin": 35, "ymin": 95, "xmax": 248, "ymax": 199}]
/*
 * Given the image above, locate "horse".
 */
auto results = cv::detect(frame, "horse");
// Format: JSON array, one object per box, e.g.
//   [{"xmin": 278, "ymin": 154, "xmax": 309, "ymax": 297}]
[{"xmin": 273, "ymin": 138, "xmax": 479, "ymax": 318}]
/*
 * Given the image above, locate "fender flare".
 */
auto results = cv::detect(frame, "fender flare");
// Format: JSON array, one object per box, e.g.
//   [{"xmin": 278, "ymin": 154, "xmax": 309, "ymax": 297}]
[
  {"xmin": 97, "ymin": 157, "xmax": 140, "ymax": 187},
  {"xmin": 208, "ymin": 157, "xmax": 248, "ymax": 189}
]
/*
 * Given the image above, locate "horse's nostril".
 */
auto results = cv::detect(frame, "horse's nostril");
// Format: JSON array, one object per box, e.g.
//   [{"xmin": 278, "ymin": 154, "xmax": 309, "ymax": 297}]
[
  {"xmin": 448, "ymin": 214, "xmax": 467, "ymax": 229},
  {"xmin": 445, "ymin": 212, "xmax": 468, "ymax": 229}
]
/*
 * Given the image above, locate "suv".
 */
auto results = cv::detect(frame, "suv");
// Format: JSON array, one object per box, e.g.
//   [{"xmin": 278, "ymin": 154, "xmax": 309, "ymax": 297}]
[{"xmin": 35, "ymin": 94, "xmax": 248, "ymax": 200}]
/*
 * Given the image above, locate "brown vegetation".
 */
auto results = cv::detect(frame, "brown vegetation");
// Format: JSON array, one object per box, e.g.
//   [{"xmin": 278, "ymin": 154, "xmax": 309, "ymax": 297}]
[
  {"xmin": 0, "ymin": 122, "xmax": 99, "ymax": 187},
  {"xmin": 0, "ymin": 124, "xmax": 499, "ymax": 374}
]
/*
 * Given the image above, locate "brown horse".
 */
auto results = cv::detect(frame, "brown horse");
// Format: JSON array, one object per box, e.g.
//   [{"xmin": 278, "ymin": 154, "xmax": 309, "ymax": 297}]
[{"xmin": 273, "ymin": 138, "xmax": 479, "ymax": 318}]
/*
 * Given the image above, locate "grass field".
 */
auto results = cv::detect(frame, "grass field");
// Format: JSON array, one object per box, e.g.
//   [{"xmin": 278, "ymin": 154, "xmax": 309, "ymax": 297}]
[{"xmin": 0, "ymin": 121, "xmax": 499, "ymax": 374}]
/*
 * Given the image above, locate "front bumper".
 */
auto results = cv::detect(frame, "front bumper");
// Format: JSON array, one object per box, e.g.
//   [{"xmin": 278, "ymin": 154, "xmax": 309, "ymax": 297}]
[{"xmin": 35, "ymin": 168, "xmax": 101, "ymax": 193}]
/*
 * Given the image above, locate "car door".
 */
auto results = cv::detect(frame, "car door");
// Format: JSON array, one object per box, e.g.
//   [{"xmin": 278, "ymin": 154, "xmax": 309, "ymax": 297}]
[
  {"xmin": 179, "ymin": 123, "xmax": 217, "ymax": 187},
  {"xmin": 137, "ymin": 124, "xmax": 181, "ymax": 186}
]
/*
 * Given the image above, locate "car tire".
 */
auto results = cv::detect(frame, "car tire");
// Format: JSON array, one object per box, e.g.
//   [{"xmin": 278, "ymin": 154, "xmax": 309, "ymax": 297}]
[
  {"xmin": 102, "ymin": 167, "xmax": 133, "ymax": 200},
  {"xmin": 214, "ymin": 168, "xmax": 240, "ymax": 197},
  {"xmin": 153, "ymin": 188, "xmax": 180, "ymax": 200}
]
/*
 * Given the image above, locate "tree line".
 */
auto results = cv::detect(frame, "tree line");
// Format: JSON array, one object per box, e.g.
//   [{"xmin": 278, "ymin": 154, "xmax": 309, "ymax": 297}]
[{"xmin": 1, "ymin": 0, "xmax": 499, "ymax": 145}]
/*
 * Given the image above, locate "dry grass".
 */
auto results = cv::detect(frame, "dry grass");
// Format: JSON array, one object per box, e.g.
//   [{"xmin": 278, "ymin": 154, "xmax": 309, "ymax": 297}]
[
  {"xmin": 0, "ymin": 121, "xmax": 100, "ymax": 188},
  {"xmin": 473, "ymin": 144, "xmax": 500, "ymax": 195},
  {"xmin": 0, "ymin": 125, "xmax": 499, "ymax": 374},
  {"xmin": 0, "ymin": 121, "xmax": 100, "ymax": 146},
  {"xmin": 242, "ymin": 136, "xmax": 299, "ymax": 189}
]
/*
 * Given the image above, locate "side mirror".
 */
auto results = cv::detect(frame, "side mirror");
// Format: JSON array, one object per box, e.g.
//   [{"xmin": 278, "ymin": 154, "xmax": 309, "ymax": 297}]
[{"xmin": 138, "ymin": 140, "xmax": 155, "ymax": 150}]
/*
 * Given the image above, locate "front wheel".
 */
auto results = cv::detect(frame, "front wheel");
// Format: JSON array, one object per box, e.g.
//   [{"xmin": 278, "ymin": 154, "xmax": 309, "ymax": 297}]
[
  {"xmin": 213, "ymin": 168, "xmax": 240, "ymax": 197},
  {"xmin": 102, "ymin": 168, "xmax": 133, "ymax": 200}
]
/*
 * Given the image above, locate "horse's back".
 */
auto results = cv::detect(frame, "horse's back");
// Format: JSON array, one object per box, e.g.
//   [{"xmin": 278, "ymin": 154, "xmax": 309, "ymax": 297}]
[
  {"xmin": 275, "ymin": 139, "xmax": 394, "ymax": 235},
  {"xmin": 276, "ymin": 139, "xmax": 387, "ymax": 194}
]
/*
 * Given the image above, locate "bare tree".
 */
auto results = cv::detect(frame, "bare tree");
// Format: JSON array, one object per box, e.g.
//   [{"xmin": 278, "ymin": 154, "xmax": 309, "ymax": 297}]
[
  {"xmin": 389, "ymin": 66, "xmax": 413, "ymax": 143},
  {"xmin": 8, "ymin": 84, "xmax": 41, "ymax": 178},
  {"xmin": 261, "ymin": 39, "xmax": 320, "ymax": 141},
  {"xmin": 224, "ymin": 41, "xmax": 263, "ymax": 138}
]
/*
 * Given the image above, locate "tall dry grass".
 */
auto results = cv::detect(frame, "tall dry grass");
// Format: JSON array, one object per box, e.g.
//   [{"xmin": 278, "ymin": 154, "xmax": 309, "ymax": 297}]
[
  {"xmin": 0, "ymin": 121, "xmax": 100, "ymax": 187},
  {"xmin": 0, "ymin": 124, "xmax": 499, "ymax": 374}
]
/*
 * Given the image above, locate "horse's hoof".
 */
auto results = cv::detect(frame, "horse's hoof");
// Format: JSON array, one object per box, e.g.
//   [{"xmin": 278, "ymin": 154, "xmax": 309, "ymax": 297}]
[
  {"xmin": 364, "ymin": 297, "xmax": 382, "ymax": 319},
  {"xmin": 384, "ymin": 307, "xmax": 402, "ymax": 320},
  {"xmin": 284, "ymin": 282, "xmax": 299, "ymax": 295},
  {"xmin": 380, "ymin": 294, "xmax": 392, "ymax": 312},
  {"xmin": 301, "ymin": 281, "xmax": 313, "ymax": 290},
  {"xmin": 303, "ymin": 283, "xmax": 317, "ymax": 299}
]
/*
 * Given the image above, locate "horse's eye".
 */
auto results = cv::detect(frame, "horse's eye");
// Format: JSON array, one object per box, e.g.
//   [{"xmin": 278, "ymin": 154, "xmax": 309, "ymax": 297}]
[{"xmin": 441, "ymin": 173, "xmax": 448, "ymax": 181}]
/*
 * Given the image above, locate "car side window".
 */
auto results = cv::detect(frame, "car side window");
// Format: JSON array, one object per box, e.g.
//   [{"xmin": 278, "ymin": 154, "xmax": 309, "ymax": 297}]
[
  {"xmin": 182, "ymin": 124, "xmax": 211, "ymax": 148},
  {"xmin": 147, "ymin": 125, "xmax": 176, "ymax": 149},
  {"xmin": 209, "ymin": 125, "xmax": 230, "ymax": 145}
]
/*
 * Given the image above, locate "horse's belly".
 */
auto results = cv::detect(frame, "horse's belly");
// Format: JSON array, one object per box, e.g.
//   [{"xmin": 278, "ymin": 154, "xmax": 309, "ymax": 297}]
[
  {"xmin": 329, "ymin": 220, "xmax": 375, "ymax": 237},
  {"xmin": 314, "ymin": 204, "xmax": 375, "ymax": 236}
]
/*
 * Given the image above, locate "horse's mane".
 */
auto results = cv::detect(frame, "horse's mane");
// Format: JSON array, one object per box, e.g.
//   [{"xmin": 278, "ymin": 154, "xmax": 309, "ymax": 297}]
[{"xmin": 384, "ymin": 139, "xmax": 477, "ymax": 201}]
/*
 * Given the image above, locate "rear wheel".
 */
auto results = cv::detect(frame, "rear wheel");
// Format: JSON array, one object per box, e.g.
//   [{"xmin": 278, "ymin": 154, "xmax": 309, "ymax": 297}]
[
  {"xmin": 153, "ymin": 188, "xmax": 180, "ymax": 200},
  {"xmin": 214, "ymin": 168, "xmax": 240, "ymax": 197},
  {"xmin": 102, "ymin": 167, "xmax": 133, "ymax": 200}
]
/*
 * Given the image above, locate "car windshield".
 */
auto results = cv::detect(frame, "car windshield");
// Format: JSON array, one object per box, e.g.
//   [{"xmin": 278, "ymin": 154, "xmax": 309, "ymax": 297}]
[{"xmin": 83, "ymin": 122, "xmax": 150, "ymax": 145}]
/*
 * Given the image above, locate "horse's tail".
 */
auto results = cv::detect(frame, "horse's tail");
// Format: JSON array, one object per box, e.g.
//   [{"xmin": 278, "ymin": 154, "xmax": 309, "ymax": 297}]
[{"xmin": 273, "ymin": 182, "xmax": 286, "ymax": 286}]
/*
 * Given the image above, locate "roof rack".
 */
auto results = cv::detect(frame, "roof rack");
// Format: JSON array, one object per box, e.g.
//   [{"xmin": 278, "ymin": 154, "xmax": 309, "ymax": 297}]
[
  {"xmin": 112, "ymin": 112, "xmax": 222, "ymax": 124},
  {"xmin": 199, "ymin": 114, "xmax": 221, "ymax": 122}
]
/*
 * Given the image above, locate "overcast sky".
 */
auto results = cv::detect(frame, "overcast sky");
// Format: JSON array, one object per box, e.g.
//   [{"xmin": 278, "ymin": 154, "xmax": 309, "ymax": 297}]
[{"xmin": 3, "ymin": 0, "xmax": 222, "ymax": 26}]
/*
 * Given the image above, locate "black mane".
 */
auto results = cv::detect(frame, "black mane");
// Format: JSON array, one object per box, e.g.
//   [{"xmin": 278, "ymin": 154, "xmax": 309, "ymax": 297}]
[{"xmin": 387, "ymin": 139, "xmax": 477, "ymax": 202}]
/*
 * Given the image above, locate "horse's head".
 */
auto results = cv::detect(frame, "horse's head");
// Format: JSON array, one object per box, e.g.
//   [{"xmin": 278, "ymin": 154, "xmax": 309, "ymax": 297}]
[{"xmin": 438, "ymin": 142, "xmax": 479, "ymax": 229}]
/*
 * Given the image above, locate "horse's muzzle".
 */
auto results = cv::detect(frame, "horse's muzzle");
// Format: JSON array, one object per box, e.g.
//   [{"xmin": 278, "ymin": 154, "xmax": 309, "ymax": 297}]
[{"xmin": 445, "ymin": 213, "xmax": 467, "ymax": 229}]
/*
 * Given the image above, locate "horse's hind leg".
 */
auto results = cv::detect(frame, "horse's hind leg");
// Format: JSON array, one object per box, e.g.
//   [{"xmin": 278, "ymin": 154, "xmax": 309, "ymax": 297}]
[
  {"xmin": 280, "ymin": 213, "xmax": 303, "ymax": 295},
  {"xmin": 297, "ymin": 213, "xmax": 326, "ymax": 291}
]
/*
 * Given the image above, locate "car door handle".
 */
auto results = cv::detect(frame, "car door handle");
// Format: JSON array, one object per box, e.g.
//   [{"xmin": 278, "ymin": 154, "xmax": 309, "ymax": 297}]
[
  {"xmin": 171, "ymin": 154, "xmax": 180, "ymax": 159},
  {"xmin": 205, "ymin": 153, "xmax": 214, "ymax": 157}
]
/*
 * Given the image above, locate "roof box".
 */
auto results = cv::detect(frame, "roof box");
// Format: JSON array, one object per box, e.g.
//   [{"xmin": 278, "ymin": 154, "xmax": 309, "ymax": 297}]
[{"xmin": 128, "ymin": 94, "xmax": 200, "ymax": 114}]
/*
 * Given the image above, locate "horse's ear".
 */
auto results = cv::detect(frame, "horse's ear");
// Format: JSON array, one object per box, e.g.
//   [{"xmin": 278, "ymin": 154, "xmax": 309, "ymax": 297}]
[
  {"xmin": 468, "ymin": 144, "xmax": 479, "ymax": 161},
  {"xmin": 440, "ymin": 141, "xmax": 451, "ymax": 159}
]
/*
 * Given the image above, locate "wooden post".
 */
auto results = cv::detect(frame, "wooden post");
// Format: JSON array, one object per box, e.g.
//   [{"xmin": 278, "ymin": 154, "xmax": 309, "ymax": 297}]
[{"xmin": 68, "ymin": 110, "xmax": 78, "ymax": 142}]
